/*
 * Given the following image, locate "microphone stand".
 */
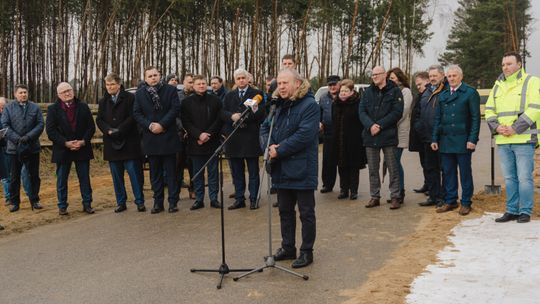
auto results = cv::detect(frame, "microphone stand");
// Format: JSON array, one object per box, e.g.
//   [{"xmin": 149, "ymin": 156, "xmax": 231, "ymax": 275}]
[
  {"xmin": 190, "ymin": 111, "xmax": 259, "ymax": 289},
  {"xmin": 233, "ymin": 103, "xmax": 309, "ymax": 282}
]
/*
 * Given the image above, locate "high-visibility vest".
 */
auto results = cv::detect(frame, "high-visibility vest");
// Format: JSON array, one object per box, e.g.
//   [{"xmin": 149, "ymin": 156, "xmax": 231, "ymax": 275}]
[{"xmin": 485, "ymin": 68, "xmax": 540, "ymax": 145}]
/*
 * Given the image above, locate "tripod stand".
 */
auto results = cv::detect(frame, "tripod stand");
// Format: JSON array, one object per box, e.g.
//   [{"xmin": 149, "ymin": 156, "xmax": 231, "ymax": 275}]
[
  {"xmin": 233, "ymin": 104, "xmax": 309, "ymax": 282},
  {"xmin": 190, "ymin": 113, "xmax": 257, "ymax": 289}
]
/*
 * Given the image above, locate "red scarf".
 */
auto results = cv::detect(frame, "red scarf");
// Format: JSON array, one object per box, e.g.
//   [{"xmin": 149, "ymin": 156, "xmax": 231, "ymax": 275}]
[{"xmin": 60, "ymin": 101, "xmax": 77, "ymax": 132}]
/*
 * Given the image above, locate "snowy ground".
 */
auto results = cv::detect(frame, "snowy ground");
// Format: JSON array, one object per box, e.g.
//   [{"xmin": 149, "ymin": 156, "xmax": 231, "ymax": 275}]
[{"xmin": 407, "ymin": 213, "xmax": 540, "ymax": 304}]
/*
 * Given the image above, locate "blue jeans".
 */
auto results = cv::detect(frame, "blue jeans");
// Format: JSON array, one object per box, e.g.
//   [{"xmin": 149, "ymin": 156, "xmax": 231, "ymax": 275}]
[
  {"xmin": 109, "ymin": 159, "xmax": 144, "ymax": 206},
  {"xmin": 56, "ymin": 160, "xmax": 92, "ymax": 210},
  {"xmin": 230, "ymin": 157, "xmax": 260, "ymax": 202},
  {"xmin": 396, "ymin": 148, "xmax": 404, "ymax": 192},
  {"xmin": 440, "ymin": 152, "xmax": 473, "ymax": 206},
  {"xmin": 498, "ymin": 144, "xmax": 535, "ymax": 215},
  {"xmin": 191, "ymin": 154, "xmax": 218, "ymax": 202}
]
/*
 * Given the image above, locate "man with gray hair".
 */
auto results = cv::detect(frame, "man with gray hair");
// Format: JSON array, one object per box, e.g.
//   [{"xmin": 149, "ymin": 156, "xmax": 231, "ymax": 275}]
[
  {"xmin": 358, "ymin": 66, "xmax": 404, "ymax": 210},
  {"xmin": 415, "ymin": 64, "xmax": 448, "ymax": 207},
  {"xmin": 1, "ymin": 84, "xmax": 44, "ymax": 212},
  {"xmin": 431, "ymin": 65, "xmax": 480, "ymax": 216},
  {"xmin": 221, "ymin": 68, "xmax": 265, "ymax": 210},
  {"xmin": 46, "ymin": 82, "xmax": 96, "ymax": 215}
]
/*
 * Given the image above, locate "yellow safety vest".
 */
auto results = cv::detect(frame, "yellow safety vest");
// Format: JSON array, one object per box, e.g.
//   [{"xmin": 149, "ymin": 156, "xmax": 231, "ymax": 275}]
[{"xmin": 485, "ymin": 68, "xmax": 540, "ymax": 145}]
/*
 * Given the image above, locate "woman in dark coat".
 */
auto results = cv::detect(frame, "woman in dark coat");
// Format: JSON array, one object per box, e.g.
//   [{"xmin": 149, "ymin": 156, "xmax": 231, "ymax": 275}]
[{"xmin": 332, "ymin": 79, "xmax": 367, "ymax": 200}]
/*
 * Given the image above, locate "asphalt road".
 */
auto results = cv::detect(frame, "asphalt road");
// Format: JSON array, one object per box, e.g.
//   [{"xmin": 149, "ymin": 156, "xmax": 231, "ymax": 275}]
[{"xmin": 0, "ymin": 123, "xmax": 500, "ymax": 304}]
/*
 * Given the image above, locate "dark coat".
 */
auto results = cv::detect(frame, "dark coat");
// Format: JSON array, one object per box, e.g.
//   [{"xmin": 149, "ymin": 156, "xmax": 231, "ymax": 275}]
[
  {"xmin": 96, "ymin": 87, "xmax": 142, "ymax": 161},
  {"xmin": 221, "ymin": 87, "xmax": 265, "ymax": 158},
  {"xmin": 432, "ymin": 82, "xmax": 481, "ymax": 153},
  {"xmin": 260, "ymin": 79, "xmax": 319, "ymax": 190},
  {"xmin": 408, "ymin": 89, "xmax": 426, "ymax": 152},
  {"xmin": 1, "ymin": 100, "xmax": 44, "ymax": 155},
  {"xmin": 358, "ymin": 80, "xmax": 404, "ymax": 147},
  {"xmin": 319, "ymin": 91, "xmax": 334, "ymax": 136},
  {"xmin": 212, "ymin": 86, "xmax": 228, "ymax": 102},
  {"xmin": 332, "ymin": 92, "xmax": 367, "ymax": 168},
  {"xmin": 414, "ymin": 80, "xmax": 448, "ymax": 143},
  {"xmin": 181, "ymin": 92, "xmax": 223, "ymax": 156},
  {"xmin": 46, "ymin": 98, "xmax": 95, "ymax": 163},
  {"xmin": 133, "ymin": 83, "xmax": 182, "ymax": 156}
]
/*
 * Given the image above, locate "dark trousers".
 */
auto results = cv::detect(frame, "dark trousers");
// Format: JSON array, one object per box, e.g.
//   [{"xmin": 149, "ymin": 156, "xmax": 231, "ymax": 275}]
[
  {"xmin": 338, "ymin": 166, "xmax": 359, "ymax": 194},
  {"xmin": 277, "ymin": 189, "xmax": 316, "ymax": 253},
  {"xmin": 8, "ymin": 153, "xmax": 40, "ymax": 206},
  {"xmin": 109, "ymin": 159, "xmax": 145, "ymax": 206},
  {"xmin": 422, "ymin": 143, "xmax": 441, "ymax": 201},
  {"xmin": 148, "ymin": 154, "xmax": 179, "ymax": 208},
  {"xmin": 176, "ymin": 147, "xmax": 193, "ymax": 190},
  {"xmin": 230, "ymin": 157, "xmax": 260, "ymax": 202},
  {"xmin": 440, "ymin": 152, "xmax": 473, "ymax": 206},
  {"xmin": 418, "ymin": 149, "xmax": 427, "ymax": 187},
  {"xmin": 321, "ymin": 136, "xmax": 337, "ymax": 189},
  {"xmin": 56, "ymin": 160, "xmax": 92, "ymax": 209},
  {"xmin": 191, "ymin": 154, "xmax": 218, "ymax": 202}
]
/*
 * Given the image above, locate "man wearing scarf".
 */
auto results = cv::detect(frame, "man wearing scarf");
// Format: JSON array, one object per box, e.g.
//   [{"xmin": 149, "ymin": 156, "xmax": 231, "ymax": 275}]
[{"xmin": 133, "ymin": 66, "xmax": 182, "ymax": 214}]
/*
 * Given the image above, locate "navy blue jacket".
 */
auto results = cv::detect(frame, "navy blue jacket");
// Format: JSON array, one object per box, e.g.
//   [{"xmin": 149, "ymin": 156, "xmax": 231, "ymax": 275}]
[
  {"xmin": 414, "ymin": 80, "xmax": 448, "ymax": 143},
  {"xmin": 432, "ymin": 82, "xmax": 481, "ymax": 153},
  {"xmin": 133, "ymin": 83, "xmax": 182, "ymax": 156},
  {"xmin": 1, "ymin": 101, "xmax": 44, "ymax": 155},
  {"xmin": 260, "ymin": 80, "xmax": 319, "ymax": 190},
  {"xmin": 319, "ymin": 92, "xmax": 334, "ymax": 136},
  {"xmin": 358, "ymin": 80, "xmax": 403, "ymax": 147}
]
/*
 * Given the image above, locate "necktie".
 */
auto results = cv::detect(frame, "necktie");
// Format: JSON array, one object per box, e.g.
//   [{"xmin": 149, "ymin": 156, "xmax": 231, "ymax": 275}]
[
  {"xmin": 451, "ymin": 88, "xmax": 455, "ymax": 95},
  {"xmin": 239, "ymin": 90, "xmax": 245, "ymax": 100},
  {"xmin": 112, "ymin": 95, "xmax": 117, "ymax": 104}
]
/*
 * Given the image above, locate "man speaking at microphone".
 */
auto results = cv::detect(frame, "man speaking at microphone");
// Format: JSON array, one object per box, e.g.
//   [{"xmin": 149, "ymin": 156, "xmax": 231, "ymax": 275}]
[
  {"xmin": 222, "ymin": 68, "xmax": 265, "ymax": 210},
  {"xmin": 260, "ymin": 68, "xmax": 319, "ymax": 268}
]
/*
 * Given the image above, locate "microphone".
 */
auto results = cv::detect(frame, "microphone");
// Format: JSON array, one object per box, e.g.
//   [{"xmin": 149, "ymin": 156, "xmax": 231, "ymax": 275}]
[{"xmin": 233, "ymin": 94, "xmax": 263, "ymax": 127}]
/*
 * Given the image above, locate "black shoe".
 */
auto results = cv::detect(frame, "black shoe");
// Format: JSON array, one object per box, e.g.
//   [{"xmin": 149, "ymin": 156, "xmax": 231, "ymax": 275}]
[
  {"xmin": 190, "ymin": 201, "xmax": 204, "ymax": 211},
  {"xmin": 320, "ymin": 187, "xmax": 332, "ymax": 193},
  {"xmin": 273, "ymin": 248, "xmax": 296, "ymax": 261},
  {"xmin": 168, "ymin": 206, "xmax": 179, "ymax": 213},
  {"xmin": 418, "ymin": 199, "xmax": 437, "ymax": 207},
  {"xmin": 228, "ymin": 200, "xmax": 246, "ymax": 210},
  {"xmin": 59, "ymin": 208, "xmax": 69, "ymax": 216},
  {"xmin": 137, "ymin": 205, "xmax": 146, "ymax": 212},
  {"xmin": 9, "ymin": 205, "xmax": 20, "ymax": 212},
  {"xmin": 83, "ymin": 206, "xmax": 95, "ymax": 214},
  {"xmin": 272, "ymin": 201, "xmax": 278, "ymax": 208},
  {"xmin": 495, "ymin": 212, "xmax": 519, "ymax": 223},
  {"xmin": 413, "ymin": 185, "xmax": 428, "ymax": 193},
  {"xmin": 517, "ymin": 214, "xmax": 531, "ymax": 223},
  {"xmin": 210, "ymin": 200, "xmax": 221, "ymax": 208},
  {"xmin": 151, "ymin": 206, "xmax": 164, "ymax": 214},
  {"xmin": 291, "ymin": 251, "xmax": 313, "ymax": 268},
  {"xmin": 114, "ymin": 205, "xmax": 127, "ymax": 213},
  {"xmin": 31, "ymin": 202, "xmax": 43, "ymax": 210},
  {"xmin": 337, "ymin": 191, "xmax": 349, "ymax": 200},
  {"xmin": 350, "ymin": 193, "xmax": 358, "ymax": 200}
]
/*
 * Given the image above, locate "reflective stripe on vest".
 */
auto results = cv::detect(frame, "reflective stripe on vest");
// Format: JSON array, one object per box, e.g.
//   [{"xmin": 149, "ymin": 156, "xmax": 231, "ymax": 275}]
[{"xmin": 492, "ymin": 74, "xmax": 532, "ymax": 117}]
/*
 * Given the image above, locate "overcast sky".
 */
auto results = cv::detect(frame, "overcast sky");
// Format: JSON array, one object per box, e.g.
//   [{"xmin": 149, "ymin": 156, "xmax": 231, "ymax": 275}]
[{"xmin": 416, "ymin": 0, "xmax": 540, "ymax": 77}]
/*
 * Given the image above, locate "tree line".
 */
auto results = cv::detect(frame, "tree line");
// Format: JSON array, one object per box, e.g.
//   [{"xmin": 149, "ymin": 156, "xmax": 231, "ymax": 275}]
[{"xmin": 0, "ymin": 0, "xmax": 432, "ymax": 103}]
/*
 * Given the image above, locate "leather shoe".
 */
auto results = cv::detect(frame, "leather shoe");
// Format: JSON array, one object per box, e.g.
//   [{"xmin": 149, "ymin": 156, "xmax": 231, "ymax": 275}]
[
  {"xmin": 458, "ymin": 205, "xmax": 471, "ymax": 216},
  {"xmin": 83, "ymin": 206, "xmax": 95, "ymax": 214},
  {"xmin": 59, "ymin": 208, "xmax": 69, "ymax": 216},
  {"xmin": 210, "ymin": 200, "xmax": 221, "ymax": 208},
  {"xmin": 168, "ymin": 206, "xmax": 179, "ymax": 213},
  {"xmin": 31, "ymin": 202, "xmax": 43, "ymax": 210},
  {"xmin": 320, "ymin": 187, "xmax": 332, "ymax": 193},
  {"xmin": 517, "ymin": 214, "xmax": 531, "ymax": 223},
  {"xmin": 291, "ymin": 251, "xmax": 313, "ymax": 268},
  {"xmin": 228, "ymin": 200, "xmax": 246, "ymax": 210},
  {"xmin": 413, "ymin": 185, "xmax": 428, "ymax": 193},
  {"xmin": 436, "ymin": 204, "xmax": 458, "ymax": 213},
  {"xmin": 250, "ymin": 199, "xmax": 258, "ymax": 210},
  {"xmin": 419, "ymin": 199, "xmax": 437, "ymax": 207},
  {"xmin": 151, "ymin": 206, "xmax": 164, "ymax": 214},
  {"xmin": 190, "ymin": 201, "xmax": 204, "ymax": 211},
  {"xmin": 365, "ymin": 198, "xmax": 380, "ymax": 208},
  {"xmin": 350, "ymin": 193, "xmax": 358, "ymax": 200},
  {"xmin": 137, "ymin": 205, "xmax": 146, "ymax": 212},
  {"xmin": 337, "ymin": 191, "xmax": 349, "ymax": 200},
  {"xmin": 389, "ymin": 198, "xmax": 401, "ymax": 210},
  {"xmin": 114, "ymin": 205, "xmax": 127, "ymax": 213},
  {"xmin": 495, "ymin": 212, "xmax": 519, "ymax": 223},
  {"xmin": 9, "ymin": 205, "xmax": 20, "ymax": 212},
  {"xmin": 273, "ymin": 248, "xmax": 296, "ymax": 261}
]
